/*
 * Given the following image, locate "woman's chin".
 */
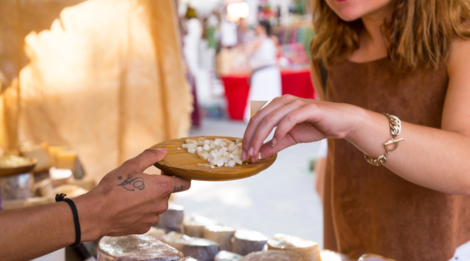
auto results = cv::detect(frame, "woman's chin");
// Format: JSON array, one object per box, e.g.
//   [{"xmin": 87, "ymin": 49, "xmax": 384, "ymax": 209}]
[{"xmin": 335, "ymin": 9, "xmax": 363, "ymax": 22}]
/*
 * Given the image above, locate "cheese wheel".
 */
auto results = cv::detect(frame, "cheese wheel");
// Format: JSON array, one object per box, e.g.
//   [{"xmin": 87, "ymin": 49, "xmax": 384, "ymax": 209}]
[
  {"xmin": 157, "ymin": 203, "xmax": 185, "ymax": 233},
  {"xmin": 97, "ymin": 235, "xmax": 183, "ymax": 261},
  {"xmin": 162, "ymin": 232, "xmax": 192, "ymax": 251},
  {"xmin": 231, "ymin": 229, "xmax": 268, "ymax": 256},
  {"xmin": 203, "ymin": 224, "xmax": 235, "ymax": 251},
  {"xmin": 178, "ymin": 257, "xmax": 199, "ymax": 261},
  {"xmin": 358, "ymin": 254, "xmax": 397, "ymax": 261},
  {"xmin": 239, "ymin": 250, "xmax": 303, "ymax": 261},
  {"xmin": 183, "ymin": 214, "xmax": 217, "ymax": 237},
  {"xmin": 214, "ymin": 250, "xmax": 243, "ymax": 261},
  {"xmin": 267, "ymin": 234, "xmax": 320, "ymax": 261},
  {"xmin": 320, "ymin": 250, "xmax": 354, "ymax": 261},
  {"xmin": 146, "ymin": 227, "xmax": 167, "ymax": 241},
  {"xmin": 181, "ymin": 238, "xmax": 220, "ymax": 261}
]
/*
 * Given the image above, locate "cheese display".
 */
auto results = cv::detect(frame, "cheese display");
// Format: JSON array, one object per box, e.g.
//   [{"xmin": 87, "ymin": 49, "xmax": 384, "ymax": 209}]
[
  {"xmin": 203, "ymin": 224, "xmax": 235, "ymax": 251},
  {"xmin": 231, "ymin": 229, "xmax": 268, "ymax": 256},
  {"xmin": 183, "ymin": 214, "xmax": 218, "ymax": 237},
  {"xmin": 267, "ymin": 233, "xmax": 321, "ymax": 261},
  {"xmin": 157, "ymin": 203, "xmax": 185, "ymax": 233},
  {"xmin": 239, "ymin": 250, "xmax": 303, "ymax": 261},
  {"xmin": 146, "ymin": 227, "xmax": 167, "ymax": 241},
  {"xmin": 182, "ymin": 138, "xmax": 246, "ymax": 167},
  {"xmin": 97, "ymin": 234, "xmax": 183, "ymax": 261},
  {"xmin": 320, "ymin": 250, "xmax": 354, "ymax": 261},
  {"xmin": 181, "ymin": 238, "xmax": 220, "ymax": 261},
  {"xmin": 162, "ymin": 232, "xmax": 192, "ymax": 251},
  {"xmin": 0, "ymin": 155, "xmax": 33, "ymax": 168},
  {"xmin": 19, "ymin": 142, "xmax": 52, "ymax": 172},
  {"xmin": 358, "ymin": 254, "xmax": 397, "ymax": 261},
  {"xmin": 214, "ymin": 250, "xmax": 243, "ymax": 261}
]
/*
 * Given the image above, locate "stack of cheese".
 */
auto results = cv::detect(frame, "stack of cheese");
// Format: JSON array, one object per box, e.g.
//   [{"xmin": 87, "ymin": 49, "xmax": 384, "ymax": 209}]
[
  {"xmin": 203, "ymin": 224, "xmax": 235, "ymax": 251},
  {"xmin": 267, "ymin": 234, "xmax": 321, "ymax": 261},
  {"xmin": 97, "ymin": 234, "xmax": 183, "ymax": 261}
]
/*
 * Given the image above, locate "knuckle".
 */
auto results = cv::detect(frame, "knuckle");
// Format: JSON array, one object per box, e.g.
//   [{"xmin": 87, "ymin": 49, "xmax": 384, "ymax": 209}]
[
  {"xmin": 250, "ymin": 114, "xmax": 260, "ymax": 123},
  {"xmin": 306, "ymin": 103, "xmax": 318, "ymax": 110},
  {"xmin": 286, "ymin": 113, "xmax": 296, "ymax": 122},
  {"xmin": 262, "ymin": 114, "xmax": 276, "ymax": 125},
  {"xmin": 137, "ymin": 227, "xmax": 151, "ymax": 235},
  {"xmin": 283, "ymin": 94, "xmax": 294, "ymax": 101},
  {"xmin": 150, "ymin": 215, "xmax": 160, "ymax": 225},
  {"xmin": 156, "ymin": 201, "xmax": 169, "ymax": 214},
  {"xmin": 123, "ymin": 159, "xmax": 137, "ymax": 169},
  {"xmin": 293, "ymin": 99, "xmax": 305, "ymax": 107}
]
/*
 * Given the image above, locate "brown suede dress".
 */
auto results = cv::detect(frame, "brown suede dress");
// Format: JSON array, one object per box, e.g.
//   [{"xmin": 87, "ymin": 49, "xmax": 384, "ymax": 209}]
[{"xmin": 319, "ymin": 58, "xmax": 470, "ymax": 261}]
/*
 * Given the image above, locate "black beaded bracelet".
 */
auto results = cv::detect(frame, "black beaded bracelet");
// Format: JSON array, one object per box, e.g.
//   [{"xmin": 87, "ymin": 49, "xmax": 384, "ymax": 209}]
[{"xmin": 55, "ymin": 193, "xmax": 81, "ymax": 247}]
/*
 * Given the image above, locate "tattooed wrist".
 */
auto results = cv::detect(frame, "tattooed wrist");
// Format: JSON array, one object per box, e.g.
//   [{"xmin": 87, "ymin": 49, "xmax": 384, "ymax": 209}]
[{"xmin": 173, "ymin": 185, "xmax": 185, "ymax": 192}]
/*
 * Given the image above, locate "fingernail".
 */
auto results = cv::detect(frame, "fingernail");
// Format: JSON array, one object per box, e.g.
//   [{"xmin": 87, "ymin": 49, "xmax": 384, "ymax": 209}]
[
  {"xmin": 271, "ymin": 138, "xmax": 277, "ymax": 146},
  {"xmin": 242, "ymin": 150, "xmax": 247, "ymax": 161},
  {"xmin": 157, "ymin": 149, "xmax": 167, "ymax": 153},
  {"xmin": 248, "ymin": 147, "xmax": 254, "ymax": 156}
]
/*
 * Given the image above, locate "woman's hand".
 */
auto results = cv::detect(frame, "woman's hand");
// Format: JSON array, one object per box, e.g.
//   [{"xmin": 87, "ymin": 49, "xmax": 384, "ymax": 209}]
[
  {"xmin": 242, "ymin": 95, "xmax": 362, "ymax": 162},
  {"xmin": 75, "ymin": 149, "xmax": 190, "ymax": 239}
]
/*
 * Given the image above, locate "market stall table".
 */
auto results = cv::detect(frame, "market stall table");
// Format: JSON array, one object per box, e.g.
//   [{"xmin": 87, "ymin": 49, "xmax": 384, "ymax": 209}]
[{"xmin": 221, "ymin": 69, "xmax": 316, "ymax": 120}]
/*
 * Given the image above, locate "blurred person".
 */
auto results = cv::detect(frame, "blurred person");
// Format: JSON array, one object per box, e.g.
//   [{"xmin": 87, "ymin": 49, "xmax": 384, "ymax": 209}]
[
  {"xmin": 244, "ymin": 20, "xmax": 282, "ymax": 122},
  {"xmin": 241, "ymin": 0, "xmax": 470, "ymax": 260},
  {"xmin": 237, "ymin": 18, "xmax": 255, "ymax": 46},
  {"xmin": 0, "ymin": 149, "xmax": 191, "ymax": 261}
]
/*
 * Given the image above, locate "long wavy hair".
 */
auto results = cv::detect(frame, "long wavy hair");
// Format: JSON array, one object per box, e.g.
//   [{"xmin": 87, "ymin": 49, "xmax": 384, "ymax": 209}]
[{"xmin": 311, "ymin": 0, "xmax": 470, "ymax": 70}]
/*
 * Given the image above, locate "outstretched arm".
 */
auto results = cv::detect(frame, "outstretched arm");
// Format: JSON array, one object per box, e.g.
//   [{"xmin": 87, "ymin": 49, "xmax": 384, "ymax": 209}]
[
  {"xmin": 242, "ymin": 38, "xmax": 470, "ymax": 195},
  {"xmin": 0, "ymin": 149, "xmax": 191, "ymax": 261}
]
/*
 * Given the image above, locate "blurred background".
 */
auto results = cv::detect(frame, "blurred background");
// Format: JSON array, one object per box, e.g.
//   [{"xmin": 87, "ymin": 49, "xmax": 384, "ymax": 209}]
[{"xmin": 0, "ymin": 0, "xmax": 325, "ymax": 259}]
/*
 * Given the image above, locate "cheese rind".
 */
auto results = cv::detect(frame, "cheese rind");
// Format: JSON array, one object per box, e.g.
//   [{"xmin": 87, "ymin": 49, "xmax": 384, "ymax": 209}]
[
  {"xmin": 162, "ymin": 232, "xmax": 191, "ymax": 251},
  {"xmin": 267, "ymin": 234, "xmax": 321, "ymax": 261},
  {"xmin": 231, "ymin": 229, "xmax": 268, "ymax": 256},
  {"xmin": 203, "ymin": 224, "xmax": 235, "ymax": 251},
  {"xmin": 97, "ymin": 235, "xmax": 183, "ymax": 261},
  {"xmin": 239, "ymin": 250, "xmax": 303, "ymax": 261},
  {"xmin": 181, "ymin": 238, "xmax": 220, "ymax": 261}
]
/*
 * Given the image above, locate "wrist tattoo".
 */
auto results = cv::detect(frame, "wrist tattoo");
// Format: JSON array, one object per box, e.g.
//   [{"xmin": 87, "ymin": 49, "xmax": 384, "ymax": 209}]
[
  {"xmin": 117, "ymin": 174, "xmax": 145, "ymax": 191},
  {"xmin": 173, "ymin": 185, "xmax": 185, "ymax": 192}
]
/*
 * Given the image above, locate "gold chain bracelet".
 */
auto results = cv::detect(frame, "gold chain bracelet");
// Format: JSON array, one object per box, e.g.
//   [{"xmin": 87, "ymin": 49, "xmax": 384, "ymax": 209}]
[{"xmin": 364, "ymin": 113, "xmax": 404, "ymax": 166}]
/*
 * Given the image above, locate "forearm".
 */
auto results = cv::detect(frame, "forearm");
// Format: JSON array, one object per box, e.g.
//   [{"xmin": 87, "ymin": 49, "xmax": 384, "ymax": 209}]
[
  {"xmin": 0, "ymin": 195, "xmax": 100, "ymax": 261},
  {"xmin": 347, "ymin": 108, "xmax": 470, "ymax": 195}
]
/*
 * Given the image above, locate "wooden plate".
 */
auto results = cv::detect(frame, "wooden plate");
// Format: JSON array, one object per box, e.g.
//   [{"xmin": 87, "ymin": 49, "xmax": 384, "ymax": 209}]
[
  {"xmin": 0, "ymin": 158, "xmax": 37, "ymax": 177},
  {"xmin": 151, "ymin": 136, "xmax": 277, "ymax": 181}
]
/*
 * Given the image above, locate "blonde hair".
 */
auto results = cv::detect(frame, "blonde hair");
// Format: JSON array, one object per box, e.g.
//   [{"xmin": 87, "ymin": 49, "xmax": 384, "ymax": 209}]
[{"xmin": 311, "ymin": 0, "xmax": 470, "ymax": 70}]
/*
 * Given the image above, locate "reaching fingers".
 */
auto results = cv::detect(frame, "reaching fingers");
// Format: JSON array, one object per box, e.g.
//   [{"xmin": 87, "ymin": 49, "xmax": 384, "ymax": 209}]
[
  {"xmin": 123, "ymin": 149, "xmax": 167, "ymax": 173},
  {"xmin": 242, "ymin": 95, "xmax": 299, "ymax": 158},
  {"xmin": 258, "ymin": 135, "xmax": 298, "ymax": 159},
  {"xmin": 247, "ymin": 99, "xmax": 309, "ymax": 159}
]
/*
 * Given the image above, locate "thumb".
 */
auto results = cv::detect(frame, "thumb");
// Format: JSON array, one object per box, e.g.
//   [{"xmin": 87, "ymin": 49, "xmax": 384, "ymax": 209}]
[
  {"xmin": 125, "ymin": 148, "xmax": 167, "ymax": 173},
  {"xmin": 259, "ymin": 136, "xmax": 296, "ymax": 159}
]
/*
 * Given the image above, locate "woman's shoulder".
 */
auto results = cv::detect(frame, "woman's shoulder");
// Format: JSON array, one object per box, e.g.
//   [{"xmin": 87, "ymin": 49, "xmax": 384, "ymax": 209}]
[{"xmin": 448, "ymin": 27, "xmax": 470, "ymax": 75}]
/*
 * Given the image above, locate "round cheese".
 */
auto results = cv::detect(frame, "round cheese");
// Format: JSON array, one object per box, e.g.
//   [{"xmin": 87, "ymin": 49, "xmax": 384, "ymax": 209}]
[
  {"xmin": 203, "ymin": 224, "xmax": 235, "ymax": 251},
  {"xmin": 183, "ymin": 214, "xmax": 217, "ymax": 237},
  {"xmin": 321, "ymin": 250, "xmax": 354, "ymax": 261},
  {"xmin": 97, "ymin": 234, "xmax": 183, "ymax": 261},
  {"xmin": 239, "ymin": 250, "xmax": 303, "ymax": 261},
  {"xmin": 157, "ymin": 203, "xmax": 185, "ymax": 233},
  {"xmin": 178, "ymin": 257, "xmax": 199, "ymax": 261},
  {"xmin": 214, "ymin": 250, "xmax": 243, "ymax": 261},
  {"xmin": 181, "ymin": 238, "xmax": 220, "ymax": 261},
  {"xmin": 162, "ymin": 232, "xmax": 191, "ymax": 251},
  {"xmin": 231, "ymin": 229, "xmax": 268, "ymax": 256},
  {"xmin": 267, "ymin": 234, "xmax": 320, "ymax": 261}
]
